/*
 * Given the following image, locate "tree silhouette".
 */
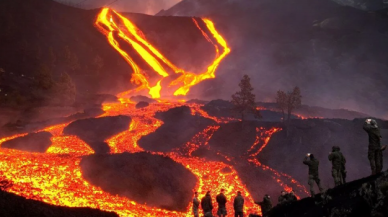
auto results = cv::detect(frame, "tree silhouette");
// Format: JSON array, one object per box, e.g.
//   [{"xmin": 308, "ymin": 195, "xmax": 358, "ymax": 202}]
[
  {"xmin": 287, "ymin": 86, "xmax": 302, "ymax": 121},
  {"xmin": 231, "ymin": 75, "xmax": 261, "ymax": 121},
  {"xmin": 275, "ymin": 86, "xmax": 302, "ymax": 136}
]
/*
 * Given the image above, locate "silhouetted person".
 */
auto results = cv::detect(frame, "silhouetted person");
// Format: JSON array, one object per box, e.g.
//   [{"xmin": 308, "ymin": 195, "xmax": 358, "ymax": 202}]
[
  {"xmin": 363, "ymin": 119, "xmax": 386, "ymax": 175},
  {"xmin": 328, "ymin": 146, "xmax": 346, "ymax": 186},
  {"xmin": 303, "ymin": 153, "xmax": 323, "ymax": 196},
  {"xmin": 233, "ymin": 191, "xmax": 244, "ymax": 217},
  {"xmin": 201, "ymin": 191, "xmax": 213, "ymax": 216},
  {"xmin": 216, "ymin": 189, "xmax": 227, "ymax": 217},
  {"xmin": 255, "ymin": 194, "xmax": 272, "ymax": 217},
  {"xmin": 285, "ymin": 190, "xmax": 297, "ymax": 202},
  {"xmin": 277, "ymin": 191, "xmax": 287, "ymax": 204},
  {"xmin": 193, "ymin": 192, "xmax": 200, "ymax": 217}
]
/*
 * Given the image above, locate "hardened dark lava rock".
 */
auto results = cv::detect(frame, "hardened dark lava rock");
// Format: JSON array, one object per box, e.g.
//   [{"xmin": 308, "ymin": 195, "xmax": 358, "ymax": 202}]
[
  {"xmin": 63, "ymin": 115, "xmax": 131, "ymax": 154},
  {"xmin": 138, "ymin": 106, "xmax": 215, "ymax": 152},
  {"xmin": 1, "ymin": 132, "xmax": 52, "ymax": 153},
  {"xmin": 135, "ymin": 101, "xmax": 150, "ymax": 109},
  {"xmin": 0, "ymin": 189, "xmax": 118, "ymax": 217},
  {"xmin": 80, "ymin": 152, "xmax": 198, "ymax": 211},
  {"xmin": 264, "ymin": 170, "xmax": 388, "ymax": 217}
]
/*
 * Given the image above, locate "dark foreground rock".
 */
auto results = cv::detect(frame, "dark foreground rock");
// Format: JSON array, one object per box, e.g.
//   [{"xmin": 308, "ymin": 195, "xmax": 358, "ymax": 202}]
[
  {"xmin": 80, "ymin": 152, "xmax": 197, "ymax": 211},
  {"xmin": 264, "ymin": 170, "xmax": 388, "ymax": 217},
  {"xmin": 1, "ymin": 132, "xmax": 52, "ymax": 153},
  {"xmin": 0, "ymin": 189, "xmax": 118, "ymax": 217},
  {"xmin": 63, "ymin": 116, "xmax": 131, "ymax": 153},
  {"xmin": 135, "ymin": 101, "xmax": 149, "ymax": 109},
  {"xmin": 138, "ymin": 106, "xmax": 215, "ymax": 152}
]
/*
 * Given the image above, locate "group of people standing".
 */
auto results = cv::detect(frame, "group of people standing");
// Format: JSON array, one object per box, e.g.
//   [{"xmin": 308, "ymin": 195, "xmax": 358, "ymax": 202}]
[
  {"xmin": 303, "ymin": 118, "xmax": 386, "ymax": 196},
  {"xmin": 192, "ymin": 189, "xmax": 244, "ymax": 217},
  {"xmin": 192, "ymin": 119, "xmax": 386, "ymax": 217}
]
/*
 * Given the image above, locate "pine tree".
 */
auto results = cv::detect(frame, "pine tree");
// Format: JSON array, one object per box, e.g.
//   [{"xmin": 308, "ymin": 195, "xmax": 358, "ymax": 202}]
[{"xmin": 231, "ymin": 75, "xmax": 261, "ymax": 121}]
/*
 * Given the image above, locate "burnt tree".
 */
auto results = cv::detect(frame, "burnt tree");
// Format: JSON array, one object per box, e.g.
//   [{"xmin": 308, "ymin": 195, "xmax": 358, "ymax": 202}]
[
  {"xmin": 276, "ymin": 86, "xmax": 302, "ymax": 135},
  {"xmin": 231, "ymin": 74, "xmax": 261, "ymax": 121}
]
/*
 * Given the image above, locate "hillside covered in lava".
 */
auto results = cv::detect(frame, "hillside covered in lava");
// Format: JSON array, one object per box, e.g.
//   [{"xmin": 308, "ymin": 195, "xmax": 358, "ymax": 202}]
[
  {"xmin": 1, "ymin": 0, "xmax": 388, "ymax": 216},
  {"xmin": 158, "ymin": 0, "xmax": 388, "ymax": 118},
  {"xmin": 0, "ymin": 0, "xmax": 216, "ymax": 125}
]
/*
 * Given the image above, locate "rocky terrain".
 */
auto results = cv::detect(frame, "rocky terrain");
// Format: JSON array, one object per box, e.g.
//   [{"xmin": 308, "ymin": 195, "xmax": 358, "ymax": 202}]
[
  {"xmin": 266, "ymin": 170, "xmax": 388, "ymax": 217},
  {"xmin": 80, "ymin": 152, "xmax": 197, "ymax": 211},
  {"xmin": 1, "ymin": 132, "xmax": 52, "ymax": 153},
  {"xmin": 138, "ymin": 106, "xmax": 215, "ymax": 152},
  {"xmin": 0, "ymin": 188, "xmax": 118, "ymax": 217}
]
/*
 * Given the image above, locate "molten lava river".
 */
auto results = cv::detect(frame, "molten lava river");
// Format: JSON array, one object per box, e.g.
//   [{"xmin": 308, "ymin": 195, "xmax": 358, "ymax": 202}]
[{"xmin": 0, "ymin": 8, "xmax": 308, "ymax": 217}]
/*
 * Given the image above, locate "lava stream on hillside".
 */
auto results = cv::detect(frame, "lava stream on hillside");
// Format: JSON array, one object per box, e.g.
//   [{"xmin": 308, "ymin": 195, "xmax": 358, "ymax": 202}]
[
  {"xmin": 0, "ymin": 7, "xmax": 308, "ymax": 217},
  {"xmin": 0, "ymin": 100, "xmax": 309, "ymax": 216},
  {"xmin": 95, "ymin": 8, "xmax": 230, "ymax": 99}
]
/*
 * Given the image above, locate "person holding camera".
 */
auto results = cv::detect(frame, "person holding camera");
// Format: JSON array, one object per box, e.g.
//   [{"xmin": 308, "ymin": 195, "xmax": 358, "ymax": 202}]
[
  {"xmin": 328, "ymin": 146, "xmax": 346, "ymax": 186},
  {"xmin": 363, "ymin": 119, "xmax": 386, "ymax": 175},
  {"xmin": 303, "ymin": 153, "xmax": 324, "ymax": 196}
]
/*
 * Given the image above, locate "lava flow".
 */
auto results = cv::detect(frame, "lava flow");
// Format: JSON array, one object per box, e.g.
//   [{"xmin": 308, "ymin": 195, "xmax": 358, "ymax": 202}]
[
  {"xmin": 0, "ymin": 99, "xmax": 309, "ymax": 216},
  {"xmin": 0, "ymin": 101, "xmax": 259, "ymax": 216},
  {"xmin": 0, "ymin": 7, "xmax": 307, "ymax": 217},
  {"xmin": 95, "ymin": 8, "xmax": 230, "ymax": 99}
]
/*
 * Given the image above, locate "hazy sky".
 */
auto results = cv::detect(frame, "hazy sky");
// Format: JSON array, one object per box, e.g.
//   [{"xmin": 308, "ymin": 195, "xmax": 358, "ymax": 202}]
[{"xmin": 54, "ymin": 0, "xmax": 181, "ymax": 14}]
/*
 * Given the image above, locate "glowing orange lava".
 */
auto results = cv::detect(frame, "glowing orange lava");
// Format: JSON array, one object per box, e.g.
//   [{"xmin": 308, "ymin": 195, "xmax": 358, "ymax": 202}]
[
  {"xmin": 0, "ymin": 8, "xmax": 309, "ymax": 217},
  {"xmin": 95, "ymin": 8, "xmax": 230, "ymax": 99}
]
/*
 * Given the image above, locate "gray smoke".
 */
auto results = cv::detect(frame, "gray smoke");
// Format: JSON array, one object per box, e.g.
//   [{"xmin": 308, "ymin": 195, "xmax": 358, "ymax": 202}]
[{"xmin": 53, "ymin": 0, "xmax": 181, "ymax": 14}]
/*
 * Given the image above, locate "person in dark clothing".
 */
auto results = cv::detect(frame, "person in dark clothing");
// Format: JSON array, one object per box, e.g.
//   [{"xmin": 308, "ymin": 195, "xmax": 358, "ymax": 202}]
[
  {"xmin": 216, "ymin": 189, "xmax": 227, "ymax": 217},
  {"xmin": 201, "ymin": 191, "xmax": 213, "ymax": 216},
  {"xmin": 363, "ymin": 119, "xmax": 386, "ymax": 175},
  {"xmin": 233, "ymin": 191, "xmax": 244, "ymax": 217},
  {"xmin": 193, "ymin": 192, "xmax": 200, "ymax": 217},
  {"xmin": 328, "ymin": 146, "xmax": 346, "ymax": 186},
  {"xmin": 285, "ymin": 190, "xmax": 297, "ymax": 202},
  {"xmin": 303, "ymin": 153, "xmax": 324, "ymax": 196},
  {"xmin": 277, "ymin": 191, "xmax": 287, "ymax": 205},
  {"xmin": 255, "ymin": 194, "xmax": 272, "ymax": 217}
]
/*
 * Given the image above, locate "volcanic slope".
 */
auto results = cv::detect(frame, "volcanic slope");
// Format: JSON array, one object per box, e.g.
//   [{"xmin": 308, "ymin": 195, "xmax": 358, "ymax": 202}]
[
  {"xmin": 158, "ymin": 0, "xmax": 388, "ymax": 118},
  {"xmin": 0, "ymin": 0, "xmax": 216, "ymax": 107},
  {"xmin": 138, "ymin": 106, "xmax": 216, "ymax": 152}
]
